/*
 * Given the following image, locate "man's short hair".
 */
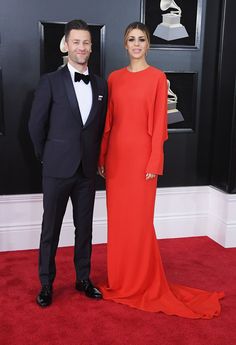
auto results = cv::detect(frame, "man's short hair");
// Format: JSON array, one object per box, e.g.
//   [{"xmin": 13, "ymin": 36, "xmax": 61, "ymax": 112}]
[{"xmin": 64, "ymin": 19, "xmax": 91, "ymax": 41}]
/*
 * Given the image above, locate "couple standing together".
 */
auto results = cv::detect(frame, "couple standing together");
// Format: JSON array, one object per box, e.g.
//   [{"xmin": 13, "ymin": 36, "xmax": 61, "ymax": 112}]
[{"xmin": 29, "ymin": 19, "xmax": 224, "ymax": 318}]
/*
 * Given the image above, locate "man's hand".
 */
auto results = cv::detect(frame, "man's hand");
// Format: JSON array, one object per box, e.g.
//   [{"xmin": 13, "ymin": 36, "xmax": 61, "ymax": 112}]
[{"xmin": 98, "ymin": 166, "xmax": 106, "ymax": 178}]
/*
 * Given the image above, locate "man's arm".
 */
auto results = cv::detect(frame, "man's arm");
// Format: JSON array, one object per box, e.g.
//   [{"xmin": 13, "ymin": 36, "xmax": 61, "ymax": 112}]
[
  {"xmin": 99, "ymin": 81, "xmax": 108, "ymax": 139},
  {"xmin": 28, "ymin": 75, "xmax": 52, "ymax": 161}
]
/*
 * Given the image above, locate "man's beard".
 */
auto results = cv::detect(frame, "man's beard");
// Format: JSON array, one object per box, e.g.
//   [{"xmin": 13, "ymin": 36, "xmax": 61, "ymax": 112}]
[{"xmin": 74, "ymin": 55, "xmax": 89, "ymax": 66}]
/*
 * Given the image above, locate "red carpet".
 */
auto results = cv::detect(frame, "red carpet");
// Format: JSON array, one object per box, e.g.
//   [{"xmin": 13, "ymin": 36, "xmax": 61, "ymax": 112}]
[{"xmin": 0, "ymin": 236, "xmax": 235, "ymax": 345}]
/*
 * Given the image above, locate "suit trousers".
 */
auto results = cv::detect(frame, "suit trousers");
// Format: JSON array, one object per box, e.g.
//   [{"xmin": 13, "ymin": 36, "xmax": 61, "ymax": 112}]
[{"xmin": 39, "ymin": 164, "xmax": 96, "ymax": 285}]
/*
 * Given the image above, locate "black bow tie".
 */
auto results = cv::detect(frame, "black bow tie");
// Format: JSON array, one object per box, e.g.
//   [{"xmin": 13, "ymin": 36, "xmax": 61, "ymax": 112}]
[{"xmin": 74, "ymin": 72, "xmax": 90, "ymax": 84}]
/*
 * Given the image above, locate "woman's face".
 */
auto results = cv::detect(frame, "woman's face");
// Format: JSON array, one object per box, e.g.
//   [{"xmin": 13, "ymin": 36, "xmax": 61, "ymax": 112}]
[{"xmin": 125, "ymin": 28, "xmax": 149, "ymax": 60}]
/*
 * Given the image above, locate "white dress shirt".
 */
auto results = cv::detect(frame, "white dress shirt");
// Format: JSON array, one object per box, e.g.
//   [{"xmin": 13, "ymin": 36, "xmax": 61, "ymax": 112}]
[{"xmin": 67, "ymin": 63, "xmax": 93, "ymax": 125}]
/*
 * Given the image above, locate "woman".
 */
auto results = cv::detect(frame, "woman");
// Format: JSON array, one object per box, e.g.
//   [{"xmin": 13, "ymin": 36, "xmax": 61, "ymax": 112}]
[{"xmin": 98, "ymin": 22, "xmax": 224, "ymax": 318}]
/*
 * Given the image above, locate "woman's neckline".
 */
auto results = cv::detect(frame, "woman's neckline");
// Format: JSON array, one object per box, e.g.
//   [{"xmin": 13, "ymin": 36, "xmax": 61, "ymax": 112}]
[{"xmin": 125, "ymin": 65, "xmax": 151, "ymax": 74}]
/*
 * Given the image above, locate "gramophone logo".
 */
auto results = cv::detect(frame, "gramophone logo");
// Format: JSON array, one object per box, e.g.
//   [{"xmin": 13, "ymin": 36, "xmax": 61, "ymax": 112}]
[
  {"xmin": 59, "ymin": 35, "xmax": 68, "ymax": 67},
  {"xmin": 153, "ymin": 0, "xmax": 189, "ymax": 41},
  {"xmin": 167, "ymin": 79, "xmax": 184, "ymax": 124}
]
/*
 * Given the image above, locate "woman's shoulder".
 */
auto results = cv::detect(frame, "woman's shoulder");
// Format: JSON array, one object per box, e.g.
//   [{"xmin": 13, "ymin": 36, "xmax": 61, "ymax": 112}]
[
  {"xmin": 108, "ymin": 68, "xmax": 126, "ymax": 81},
  {"xmin": 148, "ymin": 66, "xmax": 166, "ymax": 80}
]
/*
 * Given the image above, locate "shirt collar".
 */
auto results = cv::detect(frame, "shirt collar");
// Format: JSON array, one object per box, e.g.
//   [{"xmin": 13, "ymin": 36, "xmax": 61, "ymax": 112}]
[{"xmin": 67, "ymin": 63, "xmax": 89, "ymax": 77}]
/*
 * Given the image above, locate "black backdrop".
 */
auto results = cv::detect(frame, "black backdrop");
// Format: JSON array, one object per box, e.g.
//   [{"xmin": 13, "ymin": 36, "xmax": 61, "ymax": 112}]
[{"xmin": 0, "ymin": 0, "xmax": 235, "ymax": 194}]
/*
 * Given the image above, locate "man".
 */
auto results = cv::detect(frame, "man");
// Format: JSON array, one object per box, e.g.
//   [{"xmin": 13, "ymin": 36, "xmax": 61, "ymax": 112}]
[{"xmin": 29, "ymin": 19, "xmax": 107, "ymax": 307}]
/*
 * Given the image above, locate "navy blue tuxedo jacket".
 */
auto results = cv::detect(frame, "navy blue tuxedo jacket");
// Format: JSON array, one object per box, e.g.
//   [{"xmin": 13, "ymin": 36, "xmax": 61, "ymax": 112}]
[{"xmin": 29, "ymin": 66, "xmax": 107, "ymax": 178}]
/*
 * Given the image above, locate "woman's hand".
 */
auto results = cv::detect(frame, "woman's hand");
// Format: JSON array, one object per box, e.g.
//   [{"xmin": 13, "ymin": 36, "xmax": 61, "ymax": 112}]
[
  {"xmin": 146, "ymin": 173, "xmax": 157, "ymax": 180},
  {"xmin": 98, "ymin": 166, "xmax": 106, "ymax": 178}
]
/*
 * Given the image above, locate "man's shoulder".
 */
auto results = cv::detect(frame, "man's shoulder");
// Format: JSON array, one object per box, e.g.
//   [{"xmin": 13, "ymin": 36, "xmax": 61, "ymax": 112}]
[
  {"xmin": 92, "ymin": 73, "xmax": 106, "ymax": 84},
  {"xmin": 92, "ymin": 73, "xmax": 107, "ymax": 86},
  {"xmin": 41, "ymin": 66, "xmax": 67, "ymax": 81}
]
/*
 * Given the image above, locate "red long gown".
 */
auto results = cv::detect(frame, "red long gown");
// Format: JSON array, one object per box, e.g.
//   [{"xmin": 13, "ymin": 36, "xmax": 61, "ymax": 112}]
[{"xmin": 98, "ymin": 66, "xmax": 224, "ymax": 318}]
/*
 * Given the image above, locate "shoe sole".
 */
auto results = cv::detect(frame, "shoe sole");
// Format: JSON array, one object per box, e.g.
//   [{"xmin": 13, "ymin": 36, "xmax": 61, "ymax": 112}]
[
  {"xmin": 36, "ymin": 296, "xmax": 52, "ymax": 307},
  {"xmin": 75, "ymin": 287, "xmax": 102, "ymax": 299}
]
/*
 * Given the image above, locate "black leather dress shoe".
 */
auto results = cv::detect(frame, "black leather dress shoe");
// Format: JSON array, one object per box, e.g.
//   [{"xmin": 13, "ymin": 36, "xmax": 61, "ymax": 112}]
[
  {"xmin": 75, "ymin": 279, "xmax": 102, "ymax": 299},
  {"xmin": 36, "ymin": 285, "xmax": 53, "ymax": 307}
]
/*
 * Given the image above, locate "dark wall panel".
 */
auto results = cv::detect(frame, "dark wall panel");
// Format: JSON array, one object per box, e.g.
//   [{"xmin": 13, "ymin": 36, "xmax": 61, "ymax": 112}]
[
  {"xmin": 197, "ymin": 0, "xmax": 222, "ymax": 185},
  {"xmin": 211, "ymin": 0, "xmax": 236, "ymax": 193}
]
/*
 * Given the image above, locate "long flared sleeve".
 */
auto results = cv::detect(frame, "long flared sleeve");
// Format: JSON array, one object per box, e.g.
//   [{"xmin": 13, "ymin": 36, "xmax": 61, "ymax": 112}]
[
  {"xmin": 146, "ymin": 72, "xmax": 168, "ymax": 175},
  {"xmin": 98, "ymin": 77, "xmax": 113, "ymax": 167}
]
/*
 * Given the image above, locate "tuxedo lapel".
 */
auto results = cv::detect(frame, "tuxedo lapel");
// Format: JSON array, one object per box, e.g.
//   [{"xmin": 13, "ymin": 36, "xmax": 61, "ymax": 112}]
[
  {"xmin": 84, "ymin": 73, "xmax": 99, "ymax": 128},
  {"xmin": 61, "ymin": 66, "xmax": 83, "ymax": 127}
]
